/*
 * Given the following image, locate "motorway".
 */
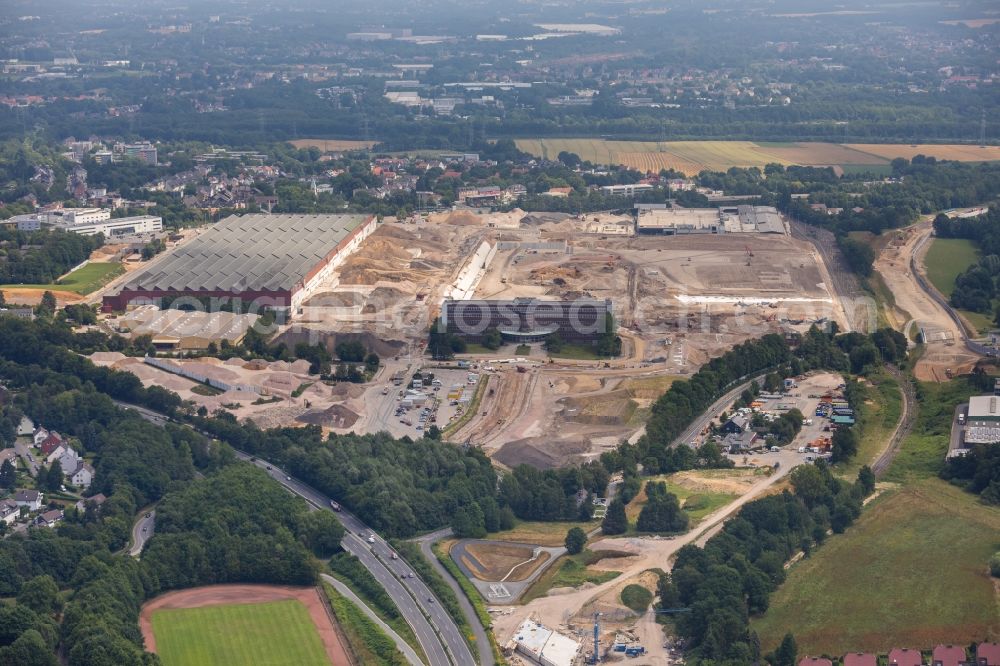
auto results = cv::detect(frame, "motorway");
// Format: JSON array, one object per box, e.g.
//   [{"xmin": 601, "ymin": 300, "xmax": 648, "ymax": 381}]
[
  {"xmin": 115, "ymin": 400, "xmax": 477, "ymax": 666},
  {"xmin": 129, "ymin": 510, "xmax": 156, "ymax": 557},
  {"xmin": 236, "ymin": 452, "xmax": 475, "ymax": 666},
  {"xmin": 413, "ymin": 528, "xmax": 495, "ymax": 666}
]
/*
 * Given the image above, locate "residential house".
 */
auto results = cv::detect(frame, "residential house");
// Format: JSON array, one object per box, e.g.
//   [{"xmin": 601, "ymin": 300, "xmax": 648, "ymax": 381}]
[
  {"xmin": 14, "ymin": 489, "xmax": 42, "ymax": 511},
  {"xmin": 49, "ymin": 444, "xmax": 81, "ymax": 473},
  {"xmin": 723, "ymin": 430, "xmax": 757, "ymax": 453},
  {"xmin": 799, "ymin": 659, "xmax": 833, "ymax": 666},
  {"xmin": 0, "ymin": 448, "xmax": 16, "ymax": 467},
  {"xmin": 70, "ymin": 462, "xmax": 95, "ymax": 489},
  {"xmin": 888, "ymin": 648, "xmax": 924, "ymax": 666},
  {"xmin": 74, "ymin": 493, "xmax": 107, "ymax": 513},
  {"xmin": 978, "ymin": 643, "xmax": 1000, "ymax": 665},
  {"xmin": 32, "ymin": 427, "xmax": 50, "ymax": 447},
  {"xmin": 38, "ymin": 432, "xmax": 66, "ymax": 457},
  {"xmin": 33, "ymin": 509, "xmax": 63, "ymax": 528},
  {"xmin": 16, "ymin": 415, "xmax": 34, "ymax": 436},
  {"xmin": 0, "ymin": 499, "xmax": 18, "ymax": 525},
  {"xmin": 722, "ymin": 414, "xmax": 750, "ymax": 434},
  {"xmin": 844, "ymin": 654, "xmax": 878, "ymax": 666},
  {"xmin": 933, "ymin": 645, "xmax": 967, "ymax": 666}
]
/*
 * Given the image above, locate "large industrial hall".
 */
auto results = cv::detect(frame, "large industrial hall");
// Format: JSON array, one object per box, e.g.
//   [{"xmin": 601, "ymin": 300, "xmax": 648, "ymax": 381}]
[{"xmin": 102, "ymin": 213, "xmax": 376, "ymax": 314}]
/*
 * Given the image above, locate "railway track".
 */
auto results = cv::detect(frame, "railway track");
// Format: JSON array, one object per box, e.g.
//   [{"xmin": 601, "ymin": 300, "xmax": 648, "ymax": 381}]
[{"xmin": 871, "ymin": 365, "xmax": 918, "ymax": 477}]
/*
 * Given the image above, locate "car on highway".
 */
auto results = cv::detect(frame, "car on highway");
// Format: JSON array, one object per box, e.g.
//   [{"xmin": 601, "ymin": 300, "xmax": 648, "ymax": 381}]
[
  {"xmin": 330, "ymin": 500, "xmax": 341, "ymax": 511},
  {"xmin": 266, "ymin": 465, "xmax": 272, "ymax": 470},
  {"xmin": 145, "ymin": 512, "xmax": 152, "ymax": 518},
  {"xmin": 286, "ymin": 476, "xmax": 291, "ymax": 481},
  {"xmin": 367, "ymin": 535, "xmax": 376, "ymax": 544}
]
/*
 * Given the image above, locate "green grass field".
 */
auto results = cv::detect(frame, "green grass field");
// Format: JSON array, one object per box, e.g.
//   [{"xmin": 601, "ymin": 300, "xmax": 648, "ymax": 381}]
[
  {"xmin": 753, "ymin": 479, "xmax": 1000, "ymax": 654},
  {"xmin": 151, "ymin": 600, "xmax": 330, "ymax": 666},
  {"xmin": 924, "ymin": 238, "xmax": 979, "ymax": 297},
  {"xmin": 923, "ymin": 238, "xmax": 996, "ymax": 333},
  {"xmin": 0, "ymin": 262, "xmax": 124, "ymax": 295},
  {"xmin": 754, "ymin": 375, "xmax": 999, "ymax": 654},
  {"xmin": 841, "ymin": 372, "xmax": 902, "ymax": 478},
  {"xmin": 547, "ymin": 343, "xmax": 604, "ymax": 360},
  {"xmin": 520, "ymin": 549, "xmax": 623, "ymax": 603}
]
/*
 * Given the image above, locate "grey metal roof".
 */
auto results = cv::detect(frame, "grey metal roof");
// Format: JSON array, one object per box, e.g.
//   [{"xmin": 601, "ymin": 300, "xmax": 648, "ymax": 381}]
[{"xmin": 120, "ymin": 214, "xmax": 370, "ymax": 294}]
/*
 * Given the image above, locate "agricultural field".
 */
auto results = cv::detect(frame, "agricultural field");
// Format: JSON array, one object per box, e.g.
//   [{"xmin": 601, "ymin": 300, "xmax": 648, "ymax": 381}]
[
  {"xmin": 753, "ymin": 479, "xmax": 1000, "ymax": 654},
  {"xmin": 846, "ymin": 143, "xmax": 1000, "ymax": 162},
  {"xmin": 289, "ymin": 138, "xmax": 377, "ymax": 151},
  {"xmin": 0, "ymin": 261, "xmax": 124, "ymax": 295},
  {"xmin": 151, "ymin": 600, "xmax": 332, "ymax": 666},
  {"xmin": 514, "ymin": 139, "xmax": 1000, "ymax": 175}
]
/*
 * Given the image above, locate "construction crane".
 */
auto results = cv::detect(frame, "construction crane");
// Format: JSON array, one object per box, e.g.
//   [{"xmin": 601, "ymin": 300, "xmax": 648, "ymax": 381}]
[{"xmin": 591, "ymin": 612, "xmax": 602, "ymax": 664}]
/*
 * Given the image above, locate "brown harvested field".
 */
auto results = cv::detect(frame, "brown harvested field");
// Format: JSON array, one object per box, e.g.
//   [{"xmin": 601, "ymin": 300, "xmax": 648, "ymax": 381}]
[
  {"xmin": 460, "ymin": 542, "xmax": 551, "ymax": 582},
  {"xmin": 139, "ymin": 584, "xmax": 351, "ymax": 666},
  {"xmin": 846, "ymin": 143, "xmax": 1000, "ymax": 162},
  {"xmin": 614, "ymin": 151, "xmax": 705, "ymax": 176},
  {"xmin": 0, "ymin": 287, "xmax": 82, "ymax": 306},
  {"xmin": 289, "ymin": 139, "xmax": 377, "ymax": 151},
  {"xmin": 940, "ymin": 18, "xmax": 1000, "ymax": 27}
]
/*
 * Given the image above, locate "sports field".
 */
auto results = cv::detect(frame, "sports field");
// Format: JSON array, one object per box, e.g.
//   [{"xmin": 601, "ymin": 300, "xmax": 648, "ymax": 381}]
[
  {"xmin": 152, "ymin": 600, "xmax": 330, "ymax": 666},
  {"xmin": 142, "ymin": 585, "xmax": 350, "ymax": 666},
  {"xmin": 514, "ymin": 139, "xmax": 1000, "ymax": 175},
  {"xmin": 753, "ymin": 479, "xmax": 1000, "ymax": 654},
  {"xmin": 0, "ymin": 261, "xmax": 123, "ymax": 295}
]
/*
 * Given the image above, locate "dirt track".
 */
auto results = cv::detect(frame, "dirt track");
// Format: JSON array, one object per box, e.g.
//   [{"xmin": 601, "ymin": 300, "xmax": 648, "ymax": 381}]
[
  {"xmin": 874, "ymin": 218, "xmax": 979, "ymax": 381},
  {"xmin": 139, "ymin": 584, "xmax": 352, "ymax": 666}
]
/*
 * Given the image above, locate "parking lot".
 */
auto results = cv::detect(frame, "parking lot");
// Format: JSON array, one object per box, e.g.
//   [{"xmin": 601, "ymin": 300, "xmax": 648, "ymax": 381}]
[
  {"xmin": 720, "ymin": 372, "xmax": 847, "ymax": 463},
  {"xmin": 390, "ymin": 367, "xmax": 483, "ymax": 436}
]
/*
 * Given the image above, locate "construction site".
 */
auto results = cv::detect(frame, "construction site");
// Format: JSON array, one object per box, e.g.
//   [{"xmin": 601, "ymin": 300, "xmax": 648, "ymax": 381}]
[{"xmin": 86, "ymin": 208, "xmax": 851, "ymax": 464}]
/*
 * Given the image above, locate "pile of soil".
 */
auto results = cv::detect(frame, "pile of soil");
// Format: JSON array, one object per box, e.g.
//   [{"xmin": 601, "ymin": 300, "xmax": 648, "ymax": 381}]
[
  {"xmin": 296, "ymin": 404, "xmax": 360, "ymax": 428},
  {"xmin": 494, "ymin": 436, "xmax": 590, "ymax": 469}
]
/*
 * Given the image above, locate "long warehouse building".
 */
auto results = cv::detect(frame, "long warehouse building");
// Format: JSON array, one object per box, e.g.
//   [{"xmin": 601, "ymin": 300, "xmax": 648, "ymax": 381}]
[{"xmin": 103, "ymin": 213, "xmax": 375, "ymax": 314}]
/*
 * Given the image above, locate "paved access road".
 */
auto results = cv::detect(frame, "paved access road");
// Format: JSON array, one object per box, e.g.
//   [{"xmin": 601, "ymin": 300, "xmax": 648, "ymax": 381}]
[
  {"xmin": 13, "ymin": 439, "xmax": 39, "ymax": 477},
  {"xmin": 413, "ymin": 528, "xmax": 495, "ymax": 666},
  {"xmin": 236, "ymin": 452, "xmax": 476, "ymax": 666},
  {"xmin": 129, "ymin": 510, "xmax": 156, "ymax": 557}
]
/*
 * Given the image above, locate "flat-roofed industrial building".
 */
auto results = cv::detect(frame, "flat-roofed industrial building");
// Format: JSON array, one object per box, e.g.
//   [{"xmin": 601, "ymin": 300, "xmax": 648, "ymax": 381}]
[
  {"xmin": 440, "ymin": 297, "xmax": 612, "ymax": 344},
  {"xmin": 634, "ymin": 204, "xmax": 786, "ymax": 235},
  {"xmin": 103, "ymin": 213, "xmax": 375, "ymax": 314},
  {"xmin": 115, "ymin": 305, "xmax": 260, "ymax": 351}
]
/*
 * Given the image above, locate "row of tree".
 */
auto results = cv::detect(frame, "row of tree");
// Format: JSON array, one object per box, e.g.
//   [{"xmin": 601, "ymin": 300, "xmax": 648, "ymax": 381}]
[{"xmin": 662, "ymin": 462, "xmax": 876, "ymax": 663}]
